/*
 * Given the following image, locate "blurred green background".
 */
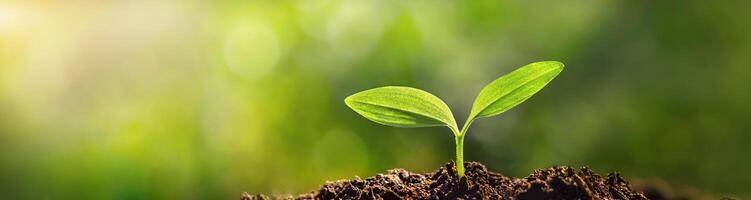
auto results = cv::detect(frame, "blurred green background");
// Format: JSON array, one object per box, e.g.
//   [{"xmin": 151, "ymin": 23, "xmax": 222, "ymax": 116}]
[{"xmin": 1, "ymin": 0, "xmax": 750, "ymax": 199}]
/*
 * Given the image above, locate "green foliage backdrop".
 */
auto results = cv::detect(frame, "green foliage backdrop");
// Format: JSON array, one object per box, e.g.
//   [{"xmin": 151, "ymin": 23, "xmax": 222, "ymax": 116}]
[{"xmin": 1, "ymin": 0, "xmax": 749, "ymax": 199}]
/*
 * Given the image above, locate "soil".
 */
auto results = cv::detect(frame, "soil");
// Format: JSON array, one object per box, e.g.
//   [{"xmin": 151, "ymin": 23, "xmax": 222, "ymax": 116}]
[{"xmin": 242, "ymin": 161, "xmax": 650, "ymax": 200}]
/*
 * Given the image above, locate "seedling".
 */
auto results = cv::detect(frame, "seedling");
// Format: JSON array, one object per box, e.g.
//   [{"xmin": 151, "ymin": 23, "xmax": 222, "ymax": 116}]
[{"xmin": 345, "ymin": 61, "xmax": 564, "ymax": 178}]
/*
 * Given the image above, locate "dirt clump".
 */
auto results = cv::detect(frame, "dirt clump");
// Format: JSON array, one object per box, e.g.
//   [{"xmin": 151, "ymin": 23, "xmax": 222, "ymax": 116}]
[{"xmin": 242, "ymin": 161, "xmax": 648, "ymax": 200}]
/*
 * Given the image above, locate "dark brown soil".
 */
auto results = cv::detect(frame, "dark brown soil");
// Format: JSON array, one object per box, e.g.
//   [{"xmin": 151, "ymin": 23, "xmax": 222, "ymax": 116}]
[{"xmin": 242, "ymin": 161, "xmax": 648, "ymax": 200}]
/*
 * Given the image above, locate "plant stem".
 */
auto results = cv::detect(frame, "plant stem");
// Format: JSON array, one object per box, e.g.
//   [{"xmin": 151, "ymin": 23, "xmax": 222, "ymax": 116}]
[
  {"xmin": 453, "ymin": 118, "xmax": 474, "ymax": 178},
  {"xmin": 455, "ymin": 134, "xmax": 465, "ymax": 178}
]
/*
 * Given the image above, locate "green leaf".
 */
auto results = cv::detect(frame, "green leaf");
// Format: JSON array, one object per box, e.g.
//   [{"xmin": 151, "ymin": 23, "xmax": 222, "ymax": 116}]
[
  {"xmin": 345, "ymin": 86, "xmax": 458, "ymax": 130},
  {"xmin": 468, "ymin": 61, "xmax": 564, "ymax": 120}
]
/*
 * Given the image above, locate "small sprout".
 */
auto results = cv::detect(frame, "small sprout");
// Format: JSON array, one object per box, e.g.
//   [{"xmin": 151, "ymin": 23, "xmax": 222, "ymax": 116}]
[{"xmin": 345, "ymin": 61, "xmax": 564, "ymax": 178}]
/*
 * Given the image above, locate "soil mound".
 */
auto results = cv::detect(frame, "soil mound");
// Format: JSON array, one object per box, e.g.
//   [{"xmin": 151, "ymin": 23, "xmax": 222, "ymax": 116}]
[{"xmin": 242, "ymin": 161, "xmax": 648, "ymax": 200}]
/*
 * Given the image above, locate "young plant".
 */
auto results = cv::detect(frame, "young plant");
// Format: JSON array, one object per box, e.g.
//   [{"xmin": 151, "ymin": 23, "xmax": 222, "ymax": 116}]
[{"xmin": 345, "ymin": 61, "xmax": 564, "ymax": 178}]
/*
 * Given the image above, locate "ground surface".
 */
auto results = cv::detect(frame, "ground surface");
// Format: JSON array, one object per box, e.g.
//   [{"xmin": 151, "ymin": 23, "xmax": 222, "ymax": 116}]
[{"xmin": 242, "ymin": 161, "xmax": 649, "ymax": 200}]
